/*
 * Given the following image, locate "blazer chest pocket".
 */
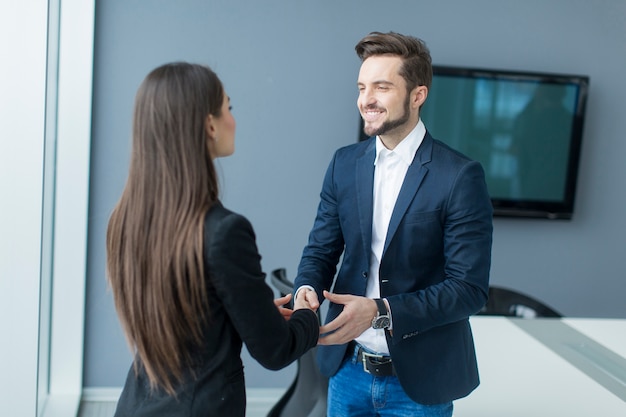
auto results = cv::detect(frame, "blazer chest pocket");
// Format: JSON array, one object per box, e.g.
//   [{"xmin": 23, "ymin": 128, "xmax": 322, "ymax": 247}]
[{"xmin": 403, "ymin": 209, "xmax": 441, "ymax": 225}]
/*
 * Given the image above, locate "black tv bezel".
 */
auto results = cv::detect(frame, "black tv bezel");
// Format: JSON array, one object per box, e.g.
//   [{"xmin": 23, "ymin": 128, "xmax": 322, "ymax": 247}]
[{"xmin": 429, "ymin": 65, "xmax": 589, "ymax": 220}]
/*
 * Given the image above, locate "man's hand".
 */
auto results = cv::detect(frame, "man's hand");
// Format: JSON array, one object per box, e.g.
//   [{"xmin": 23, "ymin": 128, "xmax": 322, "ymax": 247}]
[
  {"xmin": 318, "ymin": 290, "xmax": 377, "ymax": 345},
  {"xmin": 274, "ymin": 294, "xmax": 293, "ymax": 320},
  {"xmin": 294, "ymin": 287, "xmax": 320, "ymax": 312}
]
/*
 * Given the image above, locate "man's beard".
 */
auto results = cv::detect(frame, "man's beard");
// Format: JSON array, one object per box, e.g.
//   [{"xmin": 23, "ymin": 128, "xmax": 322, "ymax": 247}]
[{"xmin": 362, "ymin": 94, "xmax": 411, "ymax": 137}]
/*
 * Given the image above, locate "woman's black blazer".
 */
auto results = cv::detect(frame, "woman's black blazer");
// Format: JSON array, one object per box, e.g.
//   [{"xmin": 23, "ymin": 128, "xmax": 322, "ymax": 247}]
[{"xmin": 114, "ymin": 202, "xmax": 319, "ymax": 416}]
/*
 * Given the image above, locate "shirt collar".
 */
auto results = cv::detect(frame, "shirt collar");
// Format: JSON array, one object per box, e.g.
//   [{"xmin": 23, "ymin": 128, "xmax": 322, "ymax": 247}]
[{"xmin": 374, "ymin": 119, "xmax": 426, "ymax": 166}]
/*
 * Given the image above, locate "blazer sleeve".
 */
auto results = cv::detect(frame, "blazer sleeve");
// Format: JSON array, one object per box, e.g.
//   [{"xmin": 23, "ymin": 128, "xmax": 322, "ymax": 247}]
[
  {"xmin": 206, "ymin": 211, "xmax": 319, "ymax": 370},
  {"xmin": 294, "ymin": 150, "xmax": 346, "ymax": 300}
]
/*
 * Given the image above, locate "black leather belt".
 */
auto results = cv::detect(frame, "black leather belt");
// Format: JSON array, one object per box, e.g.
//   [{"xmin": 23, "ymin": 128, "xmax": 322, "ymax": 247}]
[{"xmin": 356, "ymin": 344, "xmax": 396, "ymax": 377}]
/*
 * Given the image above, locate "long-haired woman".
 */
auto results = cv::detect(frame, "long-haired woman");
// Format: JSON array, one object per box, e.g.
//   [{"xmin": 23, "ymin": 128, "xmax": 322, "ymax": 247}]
[{"xmin": 107, "ymin": 62, "xmax": 319, "ymax": 417}]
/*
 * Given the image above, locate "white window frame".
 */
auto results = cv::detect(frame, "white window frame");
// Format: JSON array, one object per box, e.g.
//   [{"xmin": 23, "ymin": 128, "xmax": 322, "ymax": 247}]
[
  {"xmin": 45, "ymin": 0, "xmax": 95, "ymax": 415},
  {"xmin": 0, "ymin": 0, "xmax": 95, "ymax": 416}
]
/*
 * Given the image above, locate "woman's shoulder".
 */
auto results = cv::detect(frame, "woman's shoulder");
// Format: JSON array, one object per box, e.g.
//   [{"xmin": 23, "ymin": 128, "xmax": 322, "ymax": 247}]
[
  {"xmin": 203, "ymin": 201, "xmax": 255, "ymax": 240},
  {"xmin": 205, "ymin": 201, "xmax": 246, "ymax": 224}
]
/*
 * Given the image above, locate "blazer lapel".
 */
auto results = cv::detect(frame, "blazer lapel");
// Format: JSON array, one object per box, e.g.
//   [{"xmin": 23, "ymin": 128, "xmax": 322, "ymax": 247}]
[
  {"xmin": 356, "ymin": 142, "xmax": 376, "ymax": 260},
  {"xmin": 383, "ymin": 134, "xmax": 433, "ymax": 255}
]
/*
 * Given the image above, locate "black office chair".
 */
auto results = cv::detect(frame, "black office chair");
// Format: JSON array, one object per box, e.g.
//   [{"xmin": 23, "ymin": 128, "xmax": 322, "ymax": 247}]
[
  {"xmin": 267, "ymin": 268, "xmax": 328, "ymax": 417},
  {"xmin": 477, "ymin": 285, "xmax": 562, "ymax": 318}
]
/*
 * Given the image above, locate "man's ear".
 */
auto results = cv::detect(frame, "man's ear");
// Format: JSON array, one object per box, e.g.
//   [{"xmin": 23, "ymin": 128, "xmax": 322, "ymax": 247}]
[{"xmin": 411, "ymin": 85, "xmax": 428, "ymax": 109}]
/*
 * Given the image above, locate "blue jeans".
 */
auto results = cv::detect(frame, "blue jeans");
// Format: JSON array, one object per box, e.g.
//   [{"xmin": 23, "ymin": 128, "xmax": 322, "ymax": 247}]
[{"xmin": 327, "ymin": 344, "xmax": 453, "ymax": 417}]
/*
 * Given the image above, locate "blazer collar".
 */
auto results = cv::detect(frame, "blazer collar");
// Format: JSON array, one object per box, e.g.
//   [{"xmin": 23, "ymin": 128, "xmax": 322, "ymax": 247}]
[{"xmin": 356, "ymin": 139, "xmax": 376, "ymax": 259}]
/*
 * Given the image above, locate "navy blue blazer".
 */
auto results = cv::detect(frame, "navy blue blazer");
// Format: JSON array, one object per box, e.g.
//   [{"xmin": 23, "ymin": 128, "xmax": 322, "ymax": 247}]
[{"xmin": 295, "ymin": 132, "xmax": 493, "ymax": 405}]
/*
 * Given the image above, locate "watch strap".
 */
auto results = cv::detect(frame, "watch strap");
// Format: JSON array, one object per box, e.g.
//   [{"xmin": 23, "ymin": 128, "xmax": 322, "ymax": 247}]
[{"xmin": 374, "ymin": 298, "xmax": 388, "ymax": 317}]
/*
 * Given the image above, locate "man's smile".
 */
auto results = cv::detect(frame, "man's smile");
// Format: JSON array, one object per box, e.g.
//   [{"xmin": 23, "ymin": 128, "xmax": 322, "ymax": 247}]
[{"xmin": 362, "ymin": 108, "xmax": 385, "ymax": 122}]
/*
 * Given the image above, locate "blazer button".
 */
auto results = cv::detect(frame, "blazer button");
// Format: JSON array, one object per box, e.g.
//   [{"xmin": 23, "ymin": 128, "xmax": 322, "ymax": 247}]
[{"xmin": 362, "ymin": 271, "xmax": 368, "ymax": 278}]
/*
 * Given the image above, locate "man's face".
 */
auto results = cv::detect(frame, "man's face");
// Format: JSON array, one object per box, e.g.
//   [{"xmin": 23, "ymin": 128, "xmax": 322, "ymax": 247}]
[{"xmin": 357, "ymin": 55, "xmax": 412, "ymax": 141}]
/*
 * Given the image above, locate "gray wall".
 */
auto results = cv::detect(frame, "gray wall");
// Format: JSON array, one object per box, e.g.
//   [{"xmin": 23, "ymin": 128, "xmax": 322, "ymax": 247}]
[{"xmin": 85, "ymin": 0, "xmax": 626, "ymax": 388}]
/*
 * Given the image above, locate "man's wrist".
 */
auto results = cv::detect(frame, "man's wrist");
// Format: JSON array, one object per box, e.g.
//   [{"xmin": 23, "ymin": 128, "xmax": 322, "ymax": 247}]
[
  {"xmin": 295, "ymin": 285, "xmax": 315, "ymax": 298},
  {"xmin": 371, "ymin": 298, "xmax": 391, "ymax": 329}
]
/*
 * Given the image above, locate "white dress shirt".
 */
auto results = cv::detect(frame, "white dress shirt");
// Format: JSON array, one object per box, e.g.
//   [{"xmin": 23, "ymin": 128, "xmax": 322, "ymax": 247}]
[{"xmin": 355, "ymin": 120, "xmax": 426, "ymax": 354}]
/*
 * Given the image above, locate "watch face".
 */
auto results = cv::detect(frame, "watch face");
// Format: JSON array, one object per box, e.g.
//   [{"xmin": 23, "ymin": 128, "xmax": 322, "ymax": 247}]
[{"xmin": 372, "ymin": 316, "xmax": 390, "ymax": 329}]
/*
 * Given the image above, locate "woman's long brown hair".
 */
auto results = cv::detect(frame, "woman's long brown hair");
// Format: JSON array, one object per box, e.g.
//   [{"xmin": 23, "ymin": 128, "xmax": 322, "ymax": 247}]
[{"xmin": 106, "ymin": 62, "xmax": 222, "ymax": 395}]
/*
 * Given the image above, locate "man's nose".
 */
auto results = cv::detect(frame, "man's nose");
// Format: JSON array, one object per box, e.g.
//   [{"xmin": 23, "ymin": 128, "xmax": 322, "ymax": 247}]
[{"xmin": 360, "ymin": 90, "xmax": 376, "ymax": 107}]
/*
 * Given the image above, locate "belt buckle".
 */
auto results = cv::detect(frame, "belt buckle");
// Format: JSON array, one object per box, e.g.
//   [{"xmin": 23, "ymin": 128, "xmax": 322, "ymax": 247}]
[{"xmin": 361, "ymin": 350, "xmax": 384, "ymax": 374}]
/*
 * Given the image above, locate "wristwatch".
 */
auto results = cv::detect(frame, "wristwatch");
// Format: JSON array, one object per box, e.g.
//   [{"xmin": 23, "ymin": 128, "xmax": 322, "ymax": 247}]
[{"xmin": 371, "ymin": 298, "xmax": 391, "ymax": 329}]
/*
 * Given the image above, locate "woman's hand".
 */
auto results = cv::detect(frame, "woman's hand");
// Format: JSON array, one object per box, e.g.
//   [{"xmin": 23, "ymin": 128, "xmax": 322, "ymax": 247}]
[{"xmin": 274, "ymin": 294, "xmax": 294, "ymax": 320}]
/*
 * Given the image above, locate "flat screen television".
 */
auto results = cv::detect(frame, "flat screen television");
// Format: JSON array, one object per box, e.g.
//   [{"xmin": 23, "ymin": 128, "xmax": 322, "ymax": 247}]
[{"xmin": 360, "ymin": 65, "xmax": 589, "ymax": 220}]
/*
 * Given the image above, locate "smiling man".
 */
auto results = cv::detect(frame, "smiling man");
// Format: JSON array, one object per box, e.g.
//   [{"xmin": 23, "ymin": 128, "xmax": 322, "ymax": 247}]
[{"xmin": 294, "ymin": 32, "xmax": 494, "ymax": 416}]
